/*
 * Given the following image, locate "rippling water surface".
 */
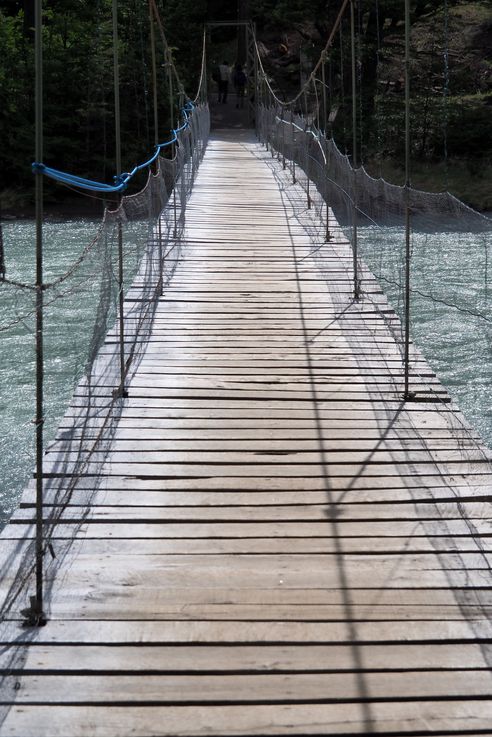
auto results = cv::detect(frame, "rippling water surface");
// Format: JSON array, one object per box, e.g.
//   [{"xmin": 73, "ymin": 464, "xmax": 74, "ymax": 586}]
[
  {"xmin": 0, "ymin": 219, "xmax": 107, "ymax": 525},
  {"xmin": 358, "ymin": 224, "xmax": 492, "ymax": 446}
]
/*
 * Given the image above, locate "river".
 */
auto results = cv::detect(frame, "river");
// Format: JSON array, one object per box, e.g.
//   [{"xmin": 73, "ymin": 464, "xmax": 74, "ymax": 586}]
[
  {"xmin": 0, "ymin": 217, "xmax": 147, "ymax": 526},
  {"xmin": 357, "ymin": 223, "xmax": 492, "ymax": 444}
]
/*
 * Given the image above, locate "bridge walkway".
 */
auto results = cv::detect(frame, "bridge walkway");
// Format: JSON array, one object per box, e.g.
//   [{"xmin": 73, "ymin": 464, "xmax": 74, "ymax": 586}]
[{"xmin": 1, "ymin": 130, "xmax": 492, "ymax": 735}]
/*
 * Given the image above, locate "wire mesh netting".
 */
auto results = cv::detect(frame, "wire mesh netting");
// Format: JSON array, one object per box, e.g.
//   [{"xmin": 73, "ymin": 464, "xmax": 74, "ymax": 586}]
[
  {"xmin": 0, "ymin": 102, "xmax": 209, "ymax": 618},
  {"xmin": 257, "ymin": 103, "xmax": 492, "ymax": 446}
]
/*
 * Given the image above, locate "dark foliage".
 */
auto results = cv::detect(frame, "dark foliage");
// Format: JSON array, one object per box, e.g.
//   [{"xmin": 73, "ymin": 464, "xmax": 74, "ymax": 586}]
[{"xmin": 1, "ymin": 0, "xmax": 490, "ymax": 206}]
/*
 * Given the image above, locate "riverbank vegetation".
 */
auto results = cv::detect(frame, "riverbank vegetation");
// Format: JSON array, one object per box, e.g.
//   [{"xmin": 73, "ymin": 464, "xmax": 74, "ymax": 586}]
[{"xmin": 1, "ymin": 0, "xmax": 490, "ymax": 214}]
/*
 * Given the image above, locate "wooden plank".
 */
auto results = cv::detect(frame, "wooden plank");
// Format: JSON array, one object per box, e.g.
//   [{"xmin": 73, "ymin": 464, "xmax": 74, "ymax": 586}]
[
  {"xmin": 42, "ymin": 449, "xmax": 490, "ymax": 467},
  {"xmin": 21, "ymin": 472, "xmax": 492, "ymax": 491},
  {"xmin": 58, "ymin": 426, "xmax": 474, "ymax": 441},
  {"xmin": 2, "ymin": 554, "xmax": 488, "ymax": 592},
  {"xmin": 2, "ymin": 643, "xmax": 491, "ymax": 673},
  {"xmin": 46, "ymin": 438, "xmax": 483, "ymax": 453},
  {"xmin": 18, "ymin": 492, "xmax": 492, "ymax": 514},
  {"xmin": 3, "ymin": 619, "xmax": 492, "ymax": 645},
  {"xmin": 5, "ymin": 519, "xmax": 492, "ymax": 540},
  {"xmin": 40, "ymin": 461, "xmax": 492, "ymax": 480},
  {"xmin": 12, "ymin": 502, "xmax": 492, "ymax": 523},
  {"xmin": 5, "ymin": 702, "xmax": 492, "ymax": 737},
  {"xmin": 12, "ymin": 670, "xmax": 492, "ymax": 704},
  {"xmin": 3, "ymin": 533, "xmax": 492, "ymax": 556},
  {"xmin": 26, "ymin": 601, "xmax": 492, "ymax": 623},
  {"xmin": 19, "ymin": 584, "xmax": 492, "ymax": 620}
]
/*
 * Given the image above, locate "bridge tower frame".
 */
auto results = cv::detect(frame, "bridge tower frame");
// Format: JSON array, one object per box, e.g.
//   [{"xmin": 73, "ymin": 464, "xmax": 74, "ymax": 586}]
[{"xmin": 205, "ymin": 20, "xmax": 258, "ymax": 126}]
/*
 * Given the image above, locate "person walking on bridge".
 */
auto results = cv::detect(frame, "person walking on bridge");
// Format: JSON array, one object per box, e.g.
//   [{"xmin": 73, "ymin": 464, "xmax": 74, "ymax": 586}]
[{"xmin": 218, "ymin": 61, "xmax": 231, "ymax": 103}]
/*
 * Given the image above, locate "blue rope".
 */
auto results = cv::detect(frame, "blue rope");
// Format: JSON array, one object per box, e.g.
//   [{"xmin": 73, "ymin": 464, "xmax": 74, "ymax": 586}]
[{"xmin": 32, "ymin": 102, "xmax": 195, "ymax": 193}]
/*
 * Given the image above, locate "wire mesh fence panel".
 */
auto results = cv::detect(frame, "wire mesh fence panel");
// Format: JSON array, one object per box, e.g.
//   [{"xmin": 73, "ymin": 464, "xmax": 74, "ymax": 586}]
[
  {"xmin": 257, "ymin": 103, "xmax": 492, "ymax": 447},
  {"xmin": 0, "ymin": 102, "xmax": 209, "ymax": 617}
]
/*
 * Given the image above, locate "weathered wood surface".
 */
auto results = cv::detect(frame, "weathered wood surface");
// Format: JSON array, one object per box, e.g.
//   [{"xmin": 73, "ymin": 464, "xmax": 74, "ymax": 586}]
[{"xmin": 1, "ymin": 130, "xmax": 492, "ymax": 736}]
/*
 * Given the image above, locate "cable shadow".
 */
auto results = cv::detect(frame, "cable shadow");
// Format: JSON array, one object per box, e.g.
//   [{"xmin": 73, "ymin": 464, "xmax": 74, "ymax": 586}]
[{"xmin": 252, "ymin": 142, "xmax": 377, "ymax": 733}]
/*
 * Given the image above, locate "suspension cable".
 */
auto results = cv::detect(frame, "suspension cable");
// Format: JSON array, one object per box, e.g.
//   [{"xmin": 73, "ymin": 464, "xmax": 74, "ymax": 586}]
[
  {"xmin": 193, "ymin": 29, "xmax": 208, "ymax": 104},
  {"xmin": 148, "ymin": 0, "xmax": 186, "ymax": 101},
  {"xmin": 30, "ymin": 0, "xmax": 46, "ymax": 629},
  {"xmin": 0, "ymin": 208, "xmax": 5, "ymax": 281},
  {"xmin": 255, "ymin": 0, "xmax": 351, "ymax": 109},
  {"xmin": 442, "ymin": 0, "xmax": 450, "ymax": 190},
  {"xmin": 149, "ymin": 0, "xmax": 159, "ymax": 148}
]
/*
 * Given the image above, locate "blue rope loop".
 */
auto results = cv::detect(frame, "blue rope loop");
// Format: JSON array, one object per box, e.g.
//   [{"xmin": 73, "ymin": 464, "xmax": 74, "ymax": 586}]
[{"xmin": 32, "ymin": 101, "xmax": 195, "ymax": 193}]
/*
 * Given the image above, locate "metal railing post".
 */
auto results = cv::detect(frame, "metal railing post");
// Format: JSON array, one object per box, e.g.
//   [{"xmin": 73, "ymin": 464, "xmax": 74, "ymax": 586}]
[
  {"xmin": 403, "ymin": 0, "xmax": 413, "ymax": 399},
  {"xmin": 351, "ymin": 0, "xmax": 360, "ymax": 300},
  {"xmin": 26, "ymin": 0, "xmax": 47, "ymax": 628},
  {"xmin": 291, "ymin": 110, "xmax": 296, "ymax": 184},
  {"xmin": 322, "ymin": 53, "xmax": 328, "ymax": 136},
  {"xmin": 167, "ymin": 57, "xmax": 178, "ymax": 238},
  {"xmin": 113, "ymin": 0, "xmax": 127, "ymax": 397},
  {"xmin": 324, "ymin": 135, "xmax": 332, "ymax": 242},
  {"xmin": 281, "ymin": 107, "xmax": 286, "ymax": 169},
  {"xmin": 305, "ymin": 124, "xmax": 311, "ymax": 209}
]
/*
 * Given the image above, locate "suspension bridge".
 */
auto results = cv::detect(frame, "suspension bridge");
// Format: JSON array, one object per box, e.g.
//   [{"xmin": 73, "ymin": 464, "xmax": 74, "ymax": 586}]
[{"xmin": 1, "ymin": 2, "xmax": 492, "ymax": 735}]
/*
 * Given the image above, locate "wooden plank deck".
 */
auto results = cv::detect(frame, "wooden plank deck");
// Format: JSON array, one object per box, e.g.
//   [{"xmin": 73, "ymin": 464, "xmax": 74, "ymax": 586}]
[{"xmin": 1, "ymin": 129, "xmax": 492, "ymax": 735}]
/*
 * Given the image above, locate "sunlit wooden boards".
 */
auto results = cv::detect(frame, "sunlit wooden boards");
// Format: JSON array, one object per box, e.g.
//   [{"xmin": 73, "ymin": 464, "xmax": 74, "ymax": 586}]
[{"xmin": 1, "ymin": 129, "xmax": 492, "ymax": 736}]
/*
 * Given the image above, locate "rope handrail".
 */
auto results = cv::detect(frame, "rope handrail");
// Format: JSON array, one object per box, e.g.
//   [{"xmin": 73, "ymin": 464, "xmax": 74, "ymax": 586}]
[
  {"xmin": 31, "ymin": 102, "xmax": 196, "ymax": 193},
  {"xmin": 273, "ymin": 109, "xmax": 492, "ymax": 225},
  {"xmin": 30, "ymin": 0, "xmax": 209, "ymax": 198}
]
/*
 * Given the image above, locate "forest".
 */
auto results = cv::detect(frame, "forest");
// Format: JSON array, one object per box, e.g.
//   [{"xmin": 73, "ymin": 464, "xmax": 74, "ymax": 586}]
[{"xmin": 0, "ymin": 0, "xmax": 491, "ymax": 212}]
